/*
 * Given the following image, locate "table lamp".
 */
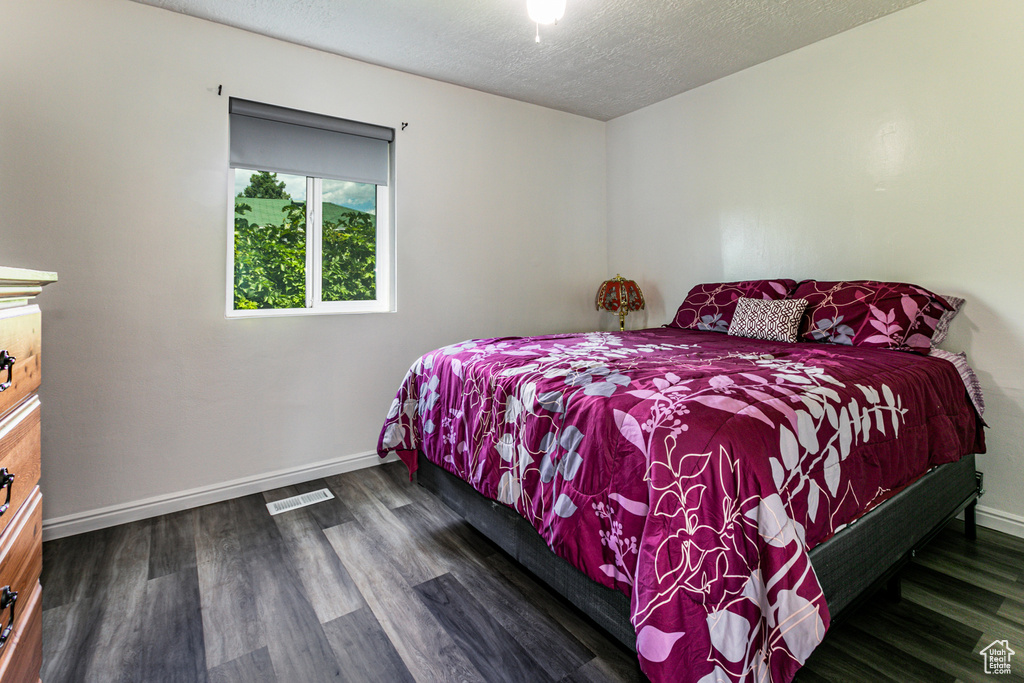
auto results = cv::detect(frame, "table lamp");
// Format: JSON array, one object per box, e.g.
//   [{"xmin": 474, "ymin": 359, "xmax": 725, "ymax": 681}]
[{"xmin": 596, "ymin": 274, "xmax": 645, "ymax": 331}]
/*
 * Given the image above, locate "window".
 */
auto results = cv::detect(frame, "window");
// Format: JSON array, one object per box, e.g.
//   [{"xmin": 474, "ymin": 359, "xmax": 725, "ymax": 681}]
[{"xmin": 227, "ymin": 98, "xmax": 394, "ymax": 316}]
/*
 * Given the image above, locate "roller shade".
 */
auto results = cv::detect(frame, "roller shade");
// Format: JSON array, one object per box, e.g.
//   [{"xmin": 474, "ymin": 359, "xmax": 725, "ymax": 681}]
[{"xmin": 229, "ymin": 98, "xmax": 393, "ymax": 186}]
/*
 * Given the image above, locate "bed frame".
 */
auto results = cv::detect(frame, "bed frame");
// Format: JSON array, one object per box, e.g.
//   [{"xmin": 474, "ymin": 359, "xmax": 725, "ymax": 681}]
[{"xmin": 417, "ymin": 452, "xmax": 983, "ymax": 650}]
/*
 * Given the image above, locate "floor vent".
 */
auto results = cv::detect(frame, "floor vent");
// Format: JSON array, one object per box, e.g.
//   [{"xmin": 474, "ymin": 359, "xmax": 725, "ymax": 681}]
[{"xmin": 266, "ymin": 488, "xmax": 335, "ymax": 516}]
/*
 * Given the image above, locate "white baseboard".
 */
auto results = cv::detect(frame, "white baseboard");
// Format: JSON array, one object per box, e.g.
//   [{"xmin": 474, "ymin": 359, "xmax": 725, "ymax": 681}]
[
  {"xmin": 42, "ymin": 450, "xmax": 398, "ymax": 541},
  {"xmin": 975, "ymin": 503, "xmax": 1024, "ymax": 540},
  {"xmin": 42, "ymin": 456, "xmax": 1024, "ymax": 543}
]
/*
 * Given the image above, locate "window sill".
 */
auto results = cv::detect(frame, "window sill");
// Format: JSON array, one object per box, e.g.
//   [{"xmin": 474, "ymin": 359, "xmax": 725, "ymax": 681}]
[{"xmin": 225, "ymin": 304, "xmax": 394, "ymax": 319}]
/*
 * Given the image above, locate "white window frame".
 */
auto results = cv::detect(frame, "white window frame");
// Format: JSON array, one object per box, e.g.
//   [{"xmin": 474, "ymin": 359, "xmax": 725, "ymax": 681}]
[{"xmin": 225, "ymin": 169, "xmax": 395, "ymax": 319}]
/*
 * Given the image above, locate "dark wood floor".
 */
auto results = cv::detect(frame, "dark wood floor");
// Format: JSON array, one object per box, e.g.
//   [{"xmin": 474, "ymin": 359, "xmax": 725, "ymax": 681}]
[{"xmin": 41, "ymin": 462, "xmax": 1024, "ymax": 682}]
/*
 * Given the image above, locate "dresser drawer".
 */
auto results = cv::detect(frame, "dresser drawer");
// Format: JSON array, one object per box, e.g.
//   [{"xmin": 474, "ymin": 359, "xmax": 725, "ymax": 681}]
[
  {"xmin": 0, "ymin": 400, "xmax": 40, "ymax": 540},
  {"xmin": 0, "ymin": 308, "xmax": 41, "ymax": 422},
  {"xmin": 0, "ymin": 581, "xmax": 41, "ymax": 683},
  {"xmin": 0, "ymin": 488, "xmax": 42, "ymax": 675},
  {"xmin": 0, "ymin": 487, "xmax": 42, "ymax": 604}
]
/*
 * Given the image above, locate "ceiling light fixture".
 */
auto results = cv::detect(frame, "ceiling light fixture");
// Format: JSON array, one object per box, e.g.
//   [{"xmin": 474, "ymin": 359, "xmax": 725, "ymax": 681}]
[{"xmin": 527, "ymin": 0, "xmax": 566, "ymax": 42}]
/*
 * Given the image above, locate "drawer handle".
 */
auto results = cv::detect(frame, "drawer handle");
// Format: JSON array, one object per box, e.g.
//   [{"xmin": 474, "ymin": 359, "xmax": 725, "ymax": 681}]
[
  {"xmin": 0, "ymin": 586, "xmax": 16, "ymax": 650},
  {"xmin": 0, "ymin": 350, "xmax": 14, "ymax": 392},
  {"xmin": 0, "ymin": 469, "xmax": 13, "ymax": 518}
]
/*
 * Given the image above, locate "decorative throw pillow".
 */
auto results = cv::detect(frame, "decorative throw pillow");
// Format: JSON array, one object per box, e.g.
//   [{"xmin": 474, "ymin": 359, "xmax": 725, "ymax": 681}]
[
  {"xmin": 728, "ymin": 298, "xmax": 808, "ymax": 343},
  {"xmin": 906, "ymin": 295, "xmax": 965, "ymax": 349},
  {"xmin": 667, "ymin": 279, "xmax": 798, "ymax": 333},
  {"xmin": 793, "ymin": 280, "xmax": 951, "ymax": 352}
]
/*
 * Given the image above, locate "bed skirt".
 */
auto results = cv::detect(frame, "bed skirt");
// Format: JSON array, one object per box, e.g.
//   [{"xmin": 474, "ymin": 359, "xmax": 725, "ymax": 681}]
[{"xmin": 416, "ymin": 452, "xmax": 981, "ymax": 651}]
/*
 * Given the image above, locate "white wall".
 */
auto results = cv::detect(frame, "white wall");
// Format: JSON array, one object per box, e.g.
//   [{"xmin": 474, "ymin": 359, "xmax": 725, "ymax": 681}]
[
  {"xmin": 4, "ymin": 0, "xmax": 1020, "ymax": 538},
  {"xmin": 0, "ymin": 0, "xmax": 607, "ymax": 529},
  {"xmin": 607, "ymin": 0, "xmax": 1024, "ymax": 532}
]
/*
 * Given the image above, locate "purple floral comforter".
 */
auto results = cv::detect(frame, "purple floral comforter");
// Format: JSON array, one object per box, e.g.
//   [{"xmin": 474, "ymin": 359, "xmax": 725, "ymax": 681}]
[{"xmin": 377, "ymin": 328, "xmax": 983, "ymax": 682}]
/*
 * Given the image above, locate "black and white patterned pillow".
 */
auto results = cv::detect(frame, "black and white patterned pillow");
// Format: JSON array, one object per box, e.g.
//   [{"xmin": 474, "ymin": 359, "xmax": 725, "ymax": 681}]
[{"xmin": 727, "ymin": 297, "xmax": 809, "ymax": 343}]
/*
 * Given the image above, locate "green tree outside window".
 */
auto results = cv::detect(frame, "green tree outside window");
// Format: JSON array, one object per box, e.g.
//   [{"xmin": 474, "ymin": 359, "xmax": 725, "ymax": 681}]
[{"xmin": 233, "ymin": 170, "xmax": 377, "ymax": 310}]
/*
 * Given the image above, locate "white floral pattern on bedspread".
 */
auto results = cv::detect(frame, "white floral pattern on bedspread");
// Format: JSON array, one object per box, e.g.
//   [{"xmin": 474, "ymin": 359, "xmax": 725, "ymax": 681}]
[{"xmin": 378, "ymin": 328, "xmax": 983, "ymax": 682}]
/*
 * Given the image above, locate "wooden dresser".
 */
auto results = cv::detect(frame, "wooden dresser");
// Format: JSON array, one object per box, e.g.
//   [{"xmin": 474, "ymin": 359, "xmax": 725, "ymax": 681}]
[{"xmin": 0, "ymin": 267, "xmax": 56, "ymax": 682}]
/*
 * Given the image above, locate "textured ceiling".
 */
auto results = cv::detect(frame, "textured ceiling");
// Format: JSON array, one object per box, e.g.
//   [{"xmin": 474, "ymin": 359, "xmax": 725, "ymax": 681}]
[{"xmin": 132, "ymin": 0, "xmax": 925, "ymax": 121}]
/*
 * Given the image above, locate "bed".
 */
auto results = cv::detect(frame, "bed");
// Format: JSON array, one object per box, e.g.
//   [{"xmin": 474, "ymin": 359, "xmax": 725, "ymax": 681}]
[{"xmin": 377, "ymin": 282, "xmax": 985, "ymax": 683}]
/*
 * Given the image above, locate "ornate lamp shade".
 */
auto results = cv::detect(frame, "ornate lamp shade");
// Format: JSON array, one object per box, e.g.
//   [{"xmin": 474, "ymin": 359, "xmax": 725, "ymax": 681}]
[{"xmin": 596, "ymin": 274, "xmax": 645, "ymax": 331}]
